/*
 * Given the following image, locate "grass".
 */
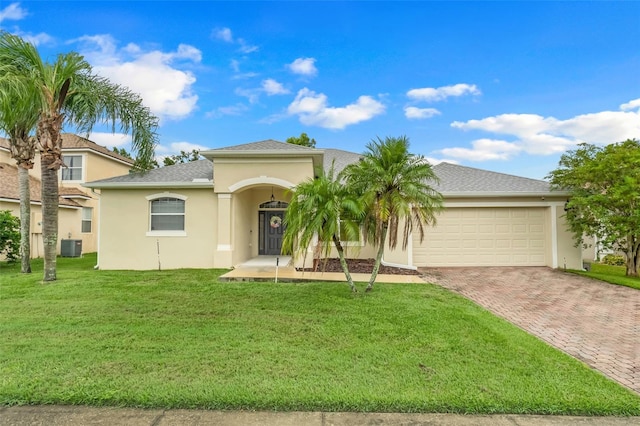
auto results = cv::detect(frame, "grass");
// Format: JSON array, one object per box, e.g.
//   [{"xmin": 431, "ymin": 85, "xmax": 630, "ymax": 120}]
[
  {"xmin": 574, "ymin": 262, "xmax": 640, "ymax": 290},
  {"xmin": 1, "ymin": 254, "xmax": 639, "ymax": 414}
]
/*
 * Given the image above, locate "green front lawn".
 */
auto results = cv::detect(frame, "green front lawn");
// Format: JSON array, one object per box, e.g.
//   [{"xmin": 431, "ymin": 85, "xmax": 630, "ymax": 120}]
[
  {"xmin": 575, "ymin": 262, "xmax": 640, "ymax": 290},
  {"xmin": 1, "ymin": 254, "xmax": 639, "ymax": 414}
]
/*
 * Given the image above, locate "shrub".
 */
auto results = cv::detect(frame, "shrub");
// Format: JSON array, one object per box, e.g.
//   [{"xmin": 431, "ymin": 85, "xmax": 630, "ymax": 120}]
[
  {"xmin": 601, "ymin": 254, "xmax": 625, "ymax": 266},
  {"xmin": 0, "ymin": 210, "xmax": 20, "ymax": 263}
]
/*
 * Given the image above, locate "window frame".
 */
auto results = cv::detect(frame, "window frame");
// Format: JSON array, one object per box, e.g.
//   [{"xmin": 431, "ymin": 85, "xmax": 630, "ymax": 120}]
[
  {"xmin": 61, "ymin": 155, "xmax": 84, "ymax": 182},
  {"xmin": 81, "ymin": 207, "xmax": 93, "ymax": 233},
  {"xmin": 145, "ymin": 193, "xmax": 188, "ymax": 237}
]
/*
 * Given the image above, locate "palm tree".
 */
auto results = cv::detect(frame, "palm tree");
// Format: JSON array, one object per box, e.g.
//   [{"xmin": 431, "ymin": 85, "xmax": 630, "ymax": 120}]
[
  {"xmin": 282, "ymin": 163, "xmax": 363, "ymax": 293},
  {"xmin": 342, "ymin": 136, "xmax": 443, "ymax": 292},
  {"xmin": 0, "ymin": 74, "xmax": 39, "ymax": 273},
  {"xmin": 0, "ymin": 31, "xmax": 159, "ymax": 281}
]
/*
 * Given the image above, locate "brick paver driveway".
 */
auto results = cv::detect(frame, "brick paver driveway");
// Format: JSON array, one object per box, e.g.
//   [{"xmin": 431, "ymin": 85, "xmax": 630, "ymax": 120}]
[{"xmin": 420, "ymin": 267, "xmax": 640, "ymax": 394}]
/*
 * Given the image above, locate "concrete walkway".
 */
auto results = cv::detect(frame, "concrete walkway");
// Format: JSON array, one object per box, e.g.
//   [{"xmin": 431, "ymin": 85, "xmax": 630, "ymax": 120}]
[
  {"xmin": 220, "ymin": 256, "xmax": 424, "ymax": 283},
  {"xmin": 1, "ymin": 405, "xmax": 639, "ymax": 425},
  {"xmin": 420, "ymin": 267, "xmax": 640, "ymax": 394}
]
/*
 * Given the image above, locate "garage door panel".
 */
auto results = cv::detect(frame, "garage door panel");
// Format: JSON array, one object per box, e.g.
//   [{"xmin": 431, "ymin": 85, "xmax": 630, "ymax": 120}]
[
  {"xmin": 414, "ymin": 207, "xmax": 547, "ymax": 267},
  {"xmin": 512, "ymin": 224, "xmax": 527, "ymax": 233},
  {"xmin": 495, "ymin": 224, "xmax": 510, "ymax": 233}
]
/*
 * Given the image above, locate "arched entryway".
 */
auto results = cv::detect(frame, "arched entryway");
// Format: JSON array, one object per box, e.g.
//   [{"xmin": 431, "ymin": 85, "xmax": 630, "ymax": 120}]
[{"xmin": 258, "ymin": 200, "xmax": 288, "ymax": 255}]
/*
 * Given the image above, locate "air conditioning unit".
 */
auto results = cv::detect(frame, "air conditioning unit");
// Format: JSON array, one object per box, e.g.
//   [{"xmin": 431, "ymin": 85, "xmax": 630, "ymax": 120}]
[{"xmin": 61, "ymin": 239, "xmax": 82, "ymax": 257}]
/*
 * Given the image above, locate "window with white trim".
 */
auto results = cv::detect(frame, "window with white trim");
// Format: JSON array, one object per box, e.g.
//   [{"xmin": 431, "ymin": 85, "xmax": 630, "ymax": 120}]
[
  {"xmin": 62, "ymin": 155, "xmax": 83, "ymax": 181},
  {"xmin": 150, "ymin": 198, "xmax": 185, "ymax": 231},
  {"xmin": 81, "ymin": 207, "xmax": 93, "ymax": 233}
]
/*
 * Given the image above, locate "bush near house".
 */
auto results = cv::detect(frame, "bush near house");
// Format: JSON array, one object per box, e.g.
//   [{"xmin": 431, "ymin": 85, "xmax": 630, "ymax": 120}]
[
  {"xmin": 601, "ymin": 254, "xmax": 626, "ymax": 266},
  {"xmin": 0, "ymin": 210, "xmax": 20, "ymax": 263}
]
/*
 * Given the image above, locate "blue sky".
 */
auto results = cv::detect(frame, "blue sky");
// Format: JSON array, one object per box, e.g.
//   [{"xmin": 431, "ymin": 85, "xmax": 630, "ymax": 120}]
[{"xmin": 1, "ymin": 1, "xmax": 639, "ymax": 179}]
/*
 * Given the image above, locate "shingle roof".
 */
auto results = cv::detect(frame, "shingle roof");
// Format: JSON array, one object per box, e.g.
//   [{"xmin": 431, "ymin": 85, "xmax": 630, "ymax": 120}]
[
  {"xmin": 432, "ymin": 162, "xmax": 551, "ymax": 194},
  {"xmin": 0, "ymin": 162, "xmax": 80, "ymax": 207},
  {"xmin": 85, "ymin": 144, "xmax": 556, "ymax": 195},
  {"xmin": 205, "ymin": 139, "xmax": 318, "ymax": 152},
  {"xmin": 0, "ymin": 134, "xmax": 135, "ymax": 165},
  {"xmin": 86, "ymin": 159, "xmax": 213, "ymax": 186},
  {"xmin": 323, "ymin": 148, "xmax": 362, "ymax": 174},
  {"xmin": 60, "ymin": 134, "xmax": 134, "ymax": 164}
]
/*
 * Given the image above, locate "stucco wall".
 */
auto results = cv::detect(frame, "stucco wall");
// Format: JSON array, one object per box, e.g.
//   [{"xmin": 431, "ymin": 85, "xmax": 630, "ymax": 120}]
[
  {"xmin": 555, "ymin": 205, "xmax": 583, "ymax": 269},
  {"xmin": 213, "ymin": 158, "xmax": 313, "ymax": 193},
  {"xmin": 0, "ymin": 201, "xmax": 81, "ymax": 259},
  {"xmin": 97, "ymin": 188, "xmax": 217, "ymax": 270}
]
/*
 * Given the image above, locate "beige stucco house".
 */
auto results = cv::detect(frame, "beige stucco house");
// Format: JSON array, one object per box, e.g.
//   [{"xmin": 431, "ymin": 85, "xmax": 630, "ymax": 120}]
[
  {"xmin": 85, "ymin": 139, "xmax": 582, "ymax": 271},
  {"xmin": 0, "ymin": 134, "xmax": 134, "ymax": 257}
]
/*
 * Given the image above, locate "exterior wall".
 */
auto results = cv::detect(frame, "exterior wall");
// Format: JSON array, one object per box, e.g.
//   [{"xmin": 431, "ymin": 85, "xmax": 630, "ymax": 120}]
[
  {"xmin": 0, "ymin": 200, "xmax": 81, "ymax": 259},
  {"xmin": 213, "ymin": 158, "xmax": 313, "ymax": 193},
  {"xmin": 83, "ymin": 151, "xmax": 132, "ymax": 183},
  {"xmin": 0, "ymin": 147, "xmax": 11, "ymax": 163},
  {"xmin": 97, "ymin": 188, "xmax": 217, "ymax": 270},
  {"xmin": 61, "ymin": 151, "xmax": 132, "ymax": 253},
  {"xmin": 554, "ymin": 205, "xmax": 583, "ymax": 269}
]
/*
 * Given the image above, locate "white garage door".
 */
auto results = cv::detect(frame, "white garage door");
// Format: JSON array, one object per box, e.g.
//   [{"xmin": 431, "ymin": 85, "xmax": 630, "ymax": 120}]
[{"xmin": 413, "ymin": 207, "xmax": 547, "ymax": 267}]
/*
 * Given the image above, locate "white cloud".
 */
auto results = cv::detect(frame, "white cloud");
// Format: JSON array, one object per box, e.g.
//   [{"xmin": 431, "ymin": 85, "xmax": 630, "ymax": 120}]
[
  {"xmin": 445, "ymin": 100, "xmax": 640, "ymax": 160},
  {"xmin": 235, "ymin": 87, "xmax": 260, "ymax": 104},
  {"xmin": 16, "ymin": 31, "xmax": 53, "ymax": 46},
  {"xmin": 234, "ymin": 79, "xmax": 289, "ymax": 104},
  {"xmin": 238, "ymin": 39, "xmax": 258, "ymax": 54},
  {"xmin": 206, "ymin": 104, "xmax": 249, "ymax": 118},
  {"xmin": 288, "ymin": 58, "xmax": 317, "ymax": 77},
  {"xmin": 213, "ymin": 27, "xmax": 233, "ymax": 42},
  {"xmin": 620, "ymin": 98, "xmax": 640, "ymax": 111},
  {"xmin": 261, "ymin": 79, "xmax": 289, "ymax": 95},
  {"xmin": 404, "ymin": 107, "xmax": 441, "ymax": 120},
  {"xmin": 407, "ymin": 83, "xmax": 481, "ymax": 102},
  {"xmin": 287, "ymin": 88, "xmax": 385, "ymax": 129},
  {"xmin": 74, "ymin": 34, "xmax": 200, "ymax": 121},
  {"xmin": 167, "ymin": 141, "xmax": 209, "ymax": 152},
  {"xmin": 213, "ymin": 27, "xmax": 258, "ymax": 53},
  {"xmin": 0, "ymin": 2, "xmax": 27, "ymax": 22},
  {"xmin": 439, "ymin": 139, "xmax": 522, "ymax": 161},
  {"xmin": 88, "ymin": 132, "xmax": 132, "ymax": 148},
  {"xmin": 424, "ymin": 157, "xmax": 459, "ymax": 165}
]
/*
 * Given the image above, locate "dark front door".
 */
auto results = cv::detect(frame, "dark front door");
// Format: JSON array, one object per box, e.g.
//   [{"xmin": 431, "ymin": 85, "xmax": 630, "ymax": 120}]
[{"xmin": 260, "ymin": 211, "xmax": 285, "ymax": 255}]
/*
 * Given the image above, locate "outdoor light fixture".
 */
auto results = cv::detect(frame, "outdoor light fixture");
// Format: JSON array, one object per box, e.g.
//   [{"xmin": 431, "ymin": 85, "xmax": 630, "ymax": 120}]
[{"xmin": 270, "ymin": 187, "xmax": 275, "ymax": 202}]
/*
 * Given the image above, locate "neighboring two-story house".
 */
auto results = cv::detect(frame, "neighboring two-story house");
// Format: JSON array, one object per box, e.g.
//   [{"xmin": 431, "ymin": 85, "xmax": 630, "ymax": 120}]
[{"xmin": 0, "ymin": 134, "xmax": 133, "ymax": 258}]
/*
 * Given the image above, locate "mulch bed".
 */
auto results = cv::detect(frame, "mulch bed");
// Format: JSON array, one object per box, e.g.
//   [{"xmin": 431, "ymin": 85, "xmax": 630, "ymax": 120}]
[{"xmin": 298, "ymin": 258, "xmax": 419, "ymax": 275}]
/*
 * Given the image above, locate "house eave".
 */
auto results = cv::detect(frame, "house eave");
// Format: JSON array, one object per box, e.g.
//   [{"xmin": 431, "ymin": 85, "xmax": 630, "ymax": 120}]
[
  {"xmin": 202, "ymin": 149, "xmax": 325, "ymax": 170},
  {"xmin": 83, "ymin": 181, "xmax": 214, "ymax": 189},
  {"xmin": 441, "ymin": 191, "xmax": 570, "ymax": 198},
  {"xmin": 0, "ymin": 197, "xmax": 81, "ymax": 209}
]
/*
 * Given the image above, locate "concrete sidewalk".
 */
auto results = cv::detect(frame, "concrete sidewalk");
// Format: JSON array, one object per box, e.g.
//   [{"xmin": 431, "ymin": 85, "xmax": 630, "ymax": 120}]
[{"xmin": 1, "ymin": 406, "xmax": 639, "ymax": 425}]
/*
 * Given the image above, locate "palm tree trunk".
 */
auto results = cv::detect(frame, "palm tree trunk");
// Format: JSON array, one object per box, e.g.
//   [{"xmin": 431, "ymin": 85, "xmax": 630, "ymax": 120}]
[
  {"xmin": 332, "ymin": 234, "xmax": 357, "ymax": 293},
  {"xmin": 626, "ymin": 236, "xmax": 639, "ymax": 277},
  {"xmin": 38, "ymin": 116, "xmax": 64, "ymax": 282},
  {"xmin": 41, "ymin": 153, "xmax": 58, "ymax": 281},
  {"xmin": 366, "ymin": 223, "xmax": 389, "ymax": 292},
  {"xmin": 18, "ymin": 165, "xmax": 31, "ymax": 273}
]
